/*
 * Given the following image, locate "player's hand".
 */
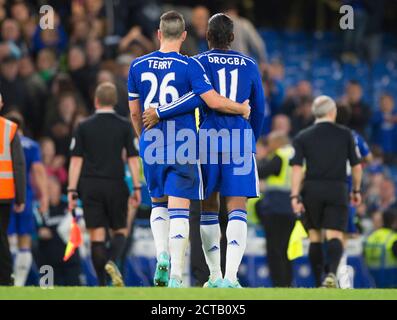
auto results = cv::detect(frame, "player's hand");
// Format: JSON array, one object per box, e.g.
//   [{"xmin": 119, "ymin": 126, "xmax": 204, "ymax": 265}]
[
  {"xmin": 291, "ymin": 197, "xmax": 305, "ymax": 215},
  {"xmin": 68, "ymin": 191, "xmax": 78, "ymax": 211},
  {"xmin": 350, "ymin": 192, "xmax": 362, "ymax": 207},
  {"xmin": 142, "ymin": 107, "xmax": 159, "ymax": 129},
  {"xmin": 129, "ymin": 189, "xmax": 142, "ymax": 208},
  {"xmin": 14, "ymin": 203, "xmax": 25, "ymax": 213},
  {"xmin": 38, "ymin": 227, "xmax": 53, "ymax": 240},
  {"xmin": 241, "ymin": 99, "xmax": 251, "ymax": 120},
  {"xmin": 39, "ymin": 196, "xmax": 49, "ymax": 215}
]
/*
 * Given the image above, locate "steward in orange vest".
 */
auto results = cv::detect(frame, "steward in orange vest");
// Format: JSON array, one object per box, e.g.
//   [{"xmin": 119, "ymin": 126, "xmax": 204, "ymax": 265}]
[{"xmin": 0, "ymin": 112, "xmax": 26, "ymax": 285}]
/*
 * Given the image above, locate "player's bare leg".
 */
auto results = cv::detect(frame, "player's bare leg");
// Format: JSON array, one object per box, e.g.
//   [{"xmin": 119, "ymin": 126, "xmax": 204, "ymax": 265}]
[
  {"xmin": 223, "ymin": 196, "xmax": 247, "ymax": 288},
  {"xmin": 13, "ymin": 235, "xmax": 32, "ymax": 287},
  {"xmin": 168, "ymin": 196, "xmax": 190, "ymax": 288},
  {"xmin": 105, "ymin": 228, "xmax": 128, "ymax": 287},
  {"xmin": 337, "ymin": 233, "xmax": 354, "ymax": 288},
  {"xmin": 201, "ymin": 192, "xmax": 223, "ymax": 288},
  {"xmin": 89, "ymin": 227, "xmax": 108, "ymax": 286},
  {"xmin": 151, "ymin": 196, "xmax": 170, "ymax": 287}
]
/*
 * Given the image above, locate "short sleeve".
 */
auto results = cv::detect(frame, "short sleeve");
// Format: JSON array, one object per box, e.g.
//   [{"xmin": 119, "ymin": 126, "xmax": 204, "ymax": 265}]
[
  {"xmin": 31, "ymin": 143, "xmax": 42, "ymax": 163},
  {"xmin": 187, "ymin": 57, "xmax": 213, "ymax": 96},
  {"xmin": 290, "ymin": 135, "xmax": 304, "ymax": 166},
  {"xmin": 70, "ymin": 124, "xmax": 84, "ymax": 157},
  {"xmin": 128, "ymin": 63, "xmax": 140, "ymax": 101},
  {"xmin": 348, "ymin": 131, "xmax": 360, "ymax": 166},
  {"xmin": 125, "ymin": 122, "xmax": 139, "ymax": 157},
  {"xmin": 356, "ymin": 134, "xmax": 370, "ymax": 158}
]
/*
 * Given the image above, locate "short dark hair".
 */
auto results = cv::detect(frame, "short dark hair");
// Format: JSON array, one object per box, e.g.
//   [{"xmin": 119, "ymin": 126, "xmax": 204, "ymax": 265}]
[
  {"xmin": 383, "ymin": 209, "xmax": 397, "ymax": 229},
  {"xmin": 95, "ymin": 82, "xmax": 118, "ymax": 106},
  {"xmin": 336, "ymin": 103, "xmax": 352, "ymax": 126},
  {"xmin": 207, "ymin": 13, "xmax": 234, "ymax": 49},
  {"xmin": 348, "ymin": 79, "xmax": 361, "ymax": 87},
  {"xmin": 4, "ymin": 110, "xmax": 25, "ymax": 130},
  {"xmin": 159, "ymin": 11, "xmax": 185, "ymax": 39}
]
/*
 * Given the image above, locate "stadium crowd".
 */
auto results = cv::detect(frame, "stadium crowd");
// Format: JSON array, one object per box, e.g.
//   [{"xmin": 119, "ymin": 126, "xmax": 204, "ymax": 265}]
[{"xmin": 0, "ymin": 0, "xmax": 396, "ymax": 287}]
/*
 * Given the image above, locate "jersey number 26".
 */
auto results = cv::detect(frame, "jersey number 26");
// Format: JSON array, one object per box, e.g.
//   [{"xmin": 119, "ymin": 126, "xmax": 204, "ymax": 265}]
[{"xmin": 141, "ymin": 72, "xmax": 179, "ymax": 109}]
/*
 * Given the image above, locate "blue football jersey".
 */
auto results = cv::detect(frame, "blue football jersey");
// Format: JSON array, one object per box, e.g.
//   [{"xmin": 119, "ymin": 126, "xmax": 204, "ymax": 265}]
[
  {"xmin": 20, "ymin": 135, "xmax": 42, "ymax": 197},
  {"xmin": 196, "ymin": 50, "xmax": 266, "ymax": 139},
  {"xmin": 156, "ymin": 49, "xmax": 267, "ymax": 154},
  {"xmin": 347, "ymin": 130, "xmax": 370, "ymax": 191},
  {"xmin": 128, "ymin": 51, "xmax": 212, "ymax": 135}
]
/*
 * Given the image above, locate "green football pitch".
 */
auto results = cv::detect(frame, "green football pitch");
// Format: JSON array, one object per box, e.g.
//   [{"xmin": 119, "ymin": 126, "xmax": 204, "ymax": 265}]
[{"xmin": 0, "ymin": 287, "xmax": 397, "ymax": 300}]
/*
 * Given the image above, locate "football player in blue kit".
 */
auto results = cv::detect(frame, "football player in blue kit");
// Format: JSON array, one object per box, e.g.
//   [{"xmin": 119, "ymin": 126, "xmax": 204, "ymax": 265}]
[
  {"xmin": 128, "ymin": 11, "xmax": 250, "ymax": 288},
  {"xmin": 143, "ymin": 13, "xmax": 267, "ymax": 288},
  {"xmin": 336, "ymin": 104, "xmax": 372, "ymax": 287},
  {"xmin": 6, "ymin": 111, "xmax": 48, "ymax": 286}
]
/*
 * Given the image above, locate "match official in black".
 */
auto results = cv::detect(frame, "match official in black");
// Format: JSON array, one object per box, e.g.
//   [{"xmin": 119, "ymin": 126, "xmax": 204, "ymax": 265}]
[
  {"xmin": 68, "ymin": 82, "xmax": 141, "ymax": 286},
  {"xmin": 290, "ymin": 95, "xmax": 362, "ymax": 288}
]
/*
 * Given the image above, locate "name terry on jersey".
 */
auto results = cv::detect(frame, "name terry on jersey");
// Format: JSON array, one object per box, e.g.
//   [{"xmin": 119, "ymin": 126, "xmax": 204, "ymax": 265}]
[{"xmin": 148, "ymin": 60, "xmax": 173, "ymax": 69}]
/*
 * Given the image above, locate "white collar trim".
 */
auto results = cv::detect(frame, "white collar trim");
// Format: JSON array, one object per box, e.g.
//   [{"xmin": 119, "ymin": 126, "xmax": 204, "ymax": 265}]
[{"xmin": 96, "ymin": 109, "xmax": 115, "ymax": 114}]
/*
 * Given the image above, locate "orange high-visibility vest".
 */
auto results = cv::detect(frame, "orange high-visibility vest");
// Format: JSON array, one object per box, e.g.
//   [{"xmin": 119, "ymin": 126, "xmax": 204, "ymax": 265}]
[{"xmin": 0, "ymin": 116, "xmax": 18, "ymax": 200}]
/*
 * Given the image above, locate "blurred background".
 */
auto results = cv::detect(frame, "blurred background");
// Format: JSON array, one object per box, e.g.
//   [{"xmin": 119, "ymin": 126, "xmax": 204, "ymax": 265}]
[{"xmin": 1, "ymin": 0, "xmax": 397, "ymax": 288}]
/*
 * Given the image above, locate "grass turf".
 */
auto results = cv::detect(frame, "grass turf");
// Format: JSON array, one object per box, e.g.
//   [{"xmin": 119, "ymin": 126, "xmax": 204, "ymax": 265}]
[{"xmin": 0, "ymin": 287, "xmax": 396, "ymax": 300}]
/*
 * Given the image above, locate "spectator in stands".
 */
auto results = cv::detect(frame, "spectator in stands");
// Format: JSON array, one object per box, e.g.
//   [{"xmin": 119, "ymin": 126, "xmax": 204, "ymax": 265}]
[
  {"xmin": 85, "ymin": 38, "xmax": 104, "ymax": 101},
  {"xmin": 371, "ymin": 94, "xmax": 397, "ymax": 164},
  {"xmin": 37, "ymin": 176, "xmax": 81, "ymax": 286},
  {"xmin": 31, "ymin": 12, "xmax": 68, "ymax": 55},
  {"xmin": 115, "ymin": 54, "xmax": 134, "ymax": 117},
  {"xmin": 67, "ymin": 46, "xmax": 92, "ymax": 110},
  {"xmin": 182, "ymin": 5, "xmax": 209, "ymax": 56},
  {"xmin": 271, "ymin": 114, "xmax": 291, "ymax": 137},
  {"xmin": 263, "ymin": 59, "xmax": 285, "ymax": 115},
  {"xmin": 223, "ymin": 2, "xmax": 267, "ymax": 70},
  {"xmin": 0, "ymin": 55, "xmax": 28, "ymax": 117},
  {"xmin": 40, "ymin": 137, "xmax": 68, "ymax": 186},
  {"xmin": 0, "ymin": 0, "xmax": 6, "ymax": 23},
  {"xmin": 44, "ymin": 73, "xmax": 83, "ymax": 131},
  {"xmin": 1, "ymin": 18, "xmax": 25, "ymax": 57},
  {"xmin": 86, "ymin": 38, "xmax": 103, "ymax": 70},
  {"xmin": 47, "ymin": 93, "xmax": 82, "ymax": 157},
  {"xmin": 72, "ymin": 0, "xmax": 106, "ymax": 39},
  {"xmin": 10, "ymin": 1, "xmax": 36, "ymax": 46},
  {"xmin": 97, "ymin": 69, "xmax": 129, "ymax": 117},
  {"xmin": 281, "ymin": 80, "xmax": 312, "ymax": 117},
  {"xmin": 341, "ymin": 80, "xmax": 371, "ymax": 137},
  {"xmin": 10, "ymin": 1, "xmax": 31, "ymax": 26},
  {"xmin": 368, "ymin": 177, "xmax": 397, "ymax": 220},
  {"xmin": 19, "ymin": 55, "xmax": 48, "ymax": 137},
  {"xmin": 36, "ymin": 48, "xmax": 58, "ymax": 86},
  {"xmin": 70, "ymin": 20, "xmax": 91, "ymax": 46},
  {"xmin": 118, "ymin": 25, "xmax": 154, "ymax": 54},
  {"xmin": 290, "ymin": 96, "xmax": 314, "ymax": 136}
]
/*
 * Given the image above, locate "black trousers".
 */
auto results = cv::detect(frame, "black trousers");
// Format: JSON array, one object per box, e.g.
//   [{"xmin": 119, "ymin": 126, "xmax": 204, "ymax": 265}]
[
  {"xmin": 0, "ymin": 203, "xmax": 12, "ymax": 285},
  {"xmin": 259, "ymin": 213, "xmax": 296, "ymax": 287}
]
